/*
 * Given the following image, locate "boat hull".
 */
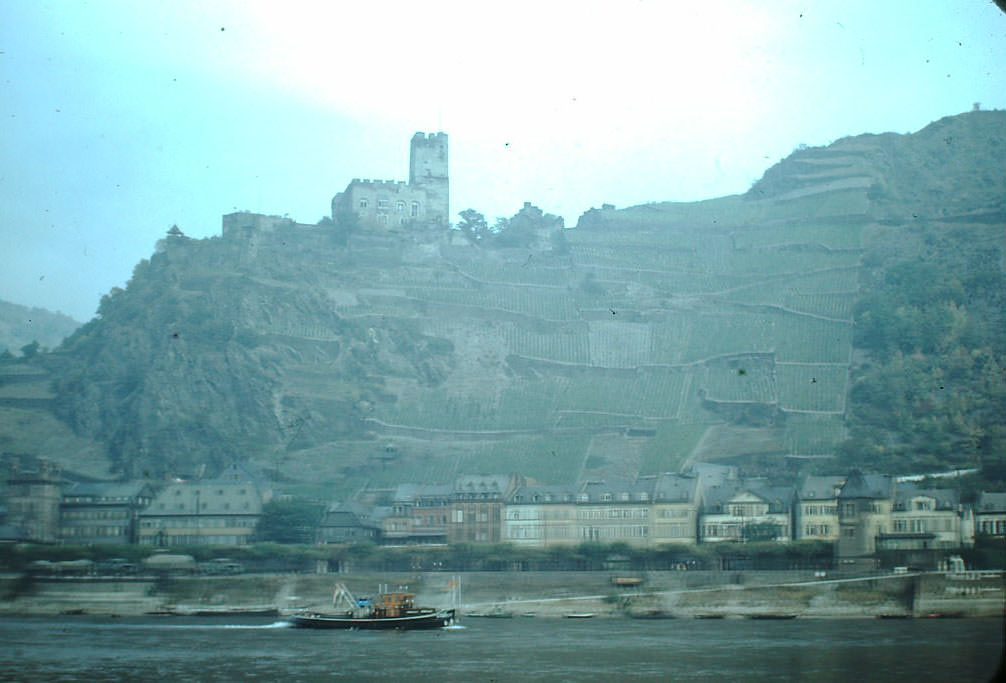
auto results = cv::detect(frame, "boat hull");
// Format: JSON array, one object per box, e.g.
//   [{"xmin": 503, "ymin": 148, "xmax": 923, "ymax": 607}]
[{"xmin": 287, "ymin": 609, "xmax": 455, "ymax": 630}]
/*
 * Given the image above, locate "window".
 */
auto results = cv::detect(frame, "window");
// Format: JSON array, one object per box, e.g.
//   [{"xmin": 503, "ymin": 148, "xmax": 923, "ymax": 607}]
[
  {"xmin": 411, "ymin": 201, "xmax": 420, "ymax": 217},
  {"xmin": 377, "ymin": 198, "xmax": 389, "ymax": 209},
  {"xmin": 359, "ymin": 198, "xmax": 368, "ymax": 208},
  {"xmin": 396, "ymin": 200, "xmax": 405, "ymax": 212}
]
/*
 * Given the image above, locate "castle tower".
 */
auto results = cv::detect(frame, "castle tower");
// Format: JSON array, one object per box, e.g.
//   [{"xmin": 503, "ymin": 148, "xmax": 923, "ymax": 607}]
[
  {"xmin": 5, "ymin": 455, "xmax": 63, "ymax": 543},
  {"xmin": 409, "ymin": 132, "xmax": 449, "ymax": 228}
]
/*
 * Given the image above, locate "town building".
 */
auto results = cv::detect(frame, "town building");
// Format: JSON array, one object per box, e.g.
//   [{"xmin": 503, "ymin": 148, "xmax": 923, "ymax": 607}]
[
  {"xmin": 60, "ymin": 481, "xmax": 155, "ymax": 545},
  {"xmin": 3, "ymin": 455, "xmax": 62, "ymax": 543},
  {"xmin": 700, "ymin": 480, "xmax": 795, "ymax": 543},
  {"xmin": 650, "ymin": 473, "xmax": 703, "ymax": 545},
  {"xmin": 331, "ymin": 132, "xmax": 449, "ymax": 231},
  {"xmin": 975, "ymin": 491, "xmax": 1006, "ymax": 537},
  {"xmin": 318, "ymin": 501, "xmax": 388, "ymax": 544},
  {"xmin": 795, "ymin": 475, "xmax": 843, "ymax": 541},
  {"xmin": 504, "ymin": 484, "xmax": 579, "ymax": 546},
  {"xmin": 836, "ymin": 471, "xmax": 895, "ymax": 568},
  {"xmin": 137, "ymin": 470, "xmax": 270, "ymax": 547},
  {"xmin": 381, "ymin": 483, "xmax": 452, "ymax": 544},
  {"xmin": 447, "ymin": 474, "xmax": 523, "ymax": 543}
]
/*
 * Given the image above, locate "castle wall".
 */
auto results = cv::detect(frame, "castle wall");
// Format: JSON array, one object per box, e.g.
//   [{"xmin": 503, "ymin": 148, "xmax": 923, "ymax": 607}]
[{"xmin": 332, "ymin": 179, "xmax": 433, "ymax": 231}]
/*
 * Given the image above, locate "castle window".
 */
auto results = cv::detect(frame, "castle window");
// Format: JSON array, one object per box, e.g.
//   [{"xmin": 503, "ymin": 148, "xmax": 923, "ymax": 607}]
[
  {"xmin": 396, "ymin": 201, "xmax": 405, "ymax": 212},
  {"xmin": 411, "ymin": 201, "xmax": 420, "ymax": 217},
  {"xmin": 377, "ymin": 199, "xmax": 389, "ymax": 209},
  {"xmin": 359, "ymin": 199, "xmax": 368, "ymax": 209}
]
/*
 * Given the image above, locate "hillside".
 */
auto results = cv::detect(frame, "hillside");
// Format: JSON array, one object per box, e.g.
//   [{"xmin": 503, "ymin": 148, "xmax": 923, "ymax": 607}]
[
  {"xmin": 0, "ymin": 300, "xmax": 80, "ymax": 356},
  {"xmin": 4, "ymin": 110, "xmax": 1003, "ymax": 496}
]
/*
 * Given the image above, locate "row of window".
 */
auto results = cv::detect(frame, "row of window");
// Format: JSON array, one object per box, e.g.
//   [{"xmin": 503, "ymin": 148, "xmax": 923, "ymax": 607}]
[
  {"xmin": 582, "ymin": 526, "xmax": 649, "ymax": 539},
  {"xmin": 157, "ymin": 502, "xmax": 251, "ymax": 511},
  {"xmin": 62, "ymin": 510, "xmax": 130, "ymax": 520},
  {"xmin": 358, "ymin": 198, "xmax": 421, "ymax": 216},
  {"xmin": 892, "ymin": 518, "xmax": 955, "ymax": 533},
  {"xmin": 139, "ymin": 518, "xmax": 256, "ymax": 529},
  {"xmin": 62, "ymin": 526, "xmax": 126, "ymax": 537},
  {"xmin": 140, "ymin": 534, "xmax": 247, "ymax": 546},
  {"xmin": 802, "ymin": 505, "xmax": 838, "ymax": 516},
  {"xmin": 575, "ymin": 508, "xmax": 649, "ymax": 520},
  {"xmin": 172, "ymin": 488, "xmax": 249, "ymax": 496}
]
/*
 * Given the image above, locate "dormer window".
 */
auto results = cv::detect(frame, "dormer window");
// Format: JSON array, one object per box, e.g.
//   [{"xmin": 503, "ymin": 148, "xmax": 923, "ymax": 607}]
[
  {"xmin": 602, "ymin": 493, "xmax": 612, "ymax": 502},
  {"xmin": 619, "ymin": 492, "xmax": 630, "ymax": 502}
]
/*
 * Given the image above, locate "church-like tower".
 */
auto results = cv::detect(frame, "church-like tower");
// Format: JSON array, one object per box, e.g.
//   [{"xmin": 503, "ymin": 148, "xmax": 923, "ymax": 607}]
[{"xmin": 409, "ymin": 132, "xmax": 449, "ymax": 227}]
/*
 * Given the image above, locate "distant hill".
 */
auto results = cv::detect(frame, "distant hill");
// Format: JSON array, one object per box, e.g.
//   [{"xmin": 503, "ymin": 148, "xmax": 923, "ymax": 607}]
[
  {"xmin": 4, "ymin": 110, "xmax": 1003, "ymax": 496},
  {"xmin": 0, "ymin": 300, "xmax": 80, "ymax": 355}
]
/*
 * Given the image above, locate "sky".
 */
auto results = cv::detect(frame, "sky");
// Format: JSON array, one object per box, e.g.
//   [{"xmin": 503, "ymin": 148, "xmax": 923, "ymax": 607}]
[{"xmin": 1, "ymin": 1, "xmax": 1004, "ymax": 322}]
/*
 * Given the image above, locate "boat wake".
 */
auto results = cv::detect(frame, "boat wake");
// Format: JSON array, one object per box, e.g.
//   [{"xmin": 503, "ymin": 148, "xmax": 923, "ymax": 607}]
[{"xmin": 441, "ymin": 624, "xmax": 466, "ymax": 630}]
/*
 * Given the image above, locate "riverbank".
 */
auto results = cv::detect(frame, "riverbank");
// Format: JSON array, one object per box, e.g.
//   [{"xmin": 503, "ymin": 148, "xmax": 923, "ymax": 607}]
[{"xmin": 1, "ymin": 570, "xmax": 1002, "ymax": 618}]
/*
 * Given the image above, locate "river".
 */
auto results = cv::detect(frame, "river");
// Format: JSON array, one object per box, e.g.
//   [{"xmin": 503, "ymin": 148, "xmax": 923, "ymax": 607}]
[{"xmin": 0, "ymin": 615, "xmax": 1001, "ymax": 681}]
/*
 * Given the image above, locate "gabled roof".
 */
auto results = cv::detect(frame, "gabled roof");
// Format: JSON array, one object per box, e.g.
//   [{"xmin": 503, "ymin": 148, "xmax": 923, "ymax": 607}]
[
  {"xmin": 701, "ymin": 480, "xmax": 794, "ymax": 513},
  {"xmin": 894, "ymin": 483, "xmax": 959, "ymax": 510},
  {"xmin": 839, "ymin": 471, "xmax": 893, "ymax": 500},
  {"xmin": 798, "ymin": 475, "xmax": 845, "ymax": 500},
  {"xmin": 976, "ymin": 491, "xmax": 1006, "ymax": 514},
  {"xmin": 322, "ymin": 501, "xmax": 390, "ymax": 529}
]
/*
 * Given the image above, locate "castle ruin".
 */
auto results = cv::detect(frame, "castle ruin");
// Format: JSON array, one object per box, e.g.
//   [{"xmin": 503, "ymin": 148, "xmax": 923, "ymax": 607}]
[{"xmin": 331, "ymin": 132, "xmax": 449, "ymax": 231}]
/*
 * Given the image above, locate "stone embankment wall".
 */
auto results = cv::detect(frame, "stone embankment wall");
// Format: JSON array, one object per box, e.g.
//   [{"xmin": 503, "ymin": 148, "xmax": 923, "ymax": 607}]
[{"xmin": 1, "ymin": 570, "xmax": 1002, "ymax": 618}]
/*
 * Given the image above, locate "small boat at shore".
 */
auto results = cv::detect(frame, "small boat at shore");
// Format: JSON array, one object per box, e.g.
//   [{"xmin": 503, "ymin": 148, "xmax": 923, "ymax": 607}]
[
  {"xmin": 747, "ymin": 614, "xmax": 797, "ymax": 620},
  {"xmin": 628, "ymin": 610, "xmax": 676, "ymax": 619},
  {"xmin": 564, "ymin": 613, "xmax": 596, "ymax": 619},
  {"xmin": 287, "ymin": 584, "xmax": 454, "ymax": 630}
]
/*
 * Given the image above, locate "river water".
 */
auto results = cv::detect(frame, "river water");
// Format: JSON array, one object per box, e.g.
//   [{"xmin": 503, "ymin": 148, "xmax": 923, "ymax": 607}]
[{"xmin": 0, "ymin": 615, "xmax": 1001, "ymax": 681}]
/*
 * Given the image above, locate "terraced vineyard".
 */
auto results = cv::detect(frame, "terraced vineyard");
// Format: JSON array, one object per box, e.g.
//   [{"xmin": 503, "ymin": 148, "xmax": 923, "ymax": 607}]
[{"xmin": 292, "ymin": 152, "xmax": 880, "ymax": 490}]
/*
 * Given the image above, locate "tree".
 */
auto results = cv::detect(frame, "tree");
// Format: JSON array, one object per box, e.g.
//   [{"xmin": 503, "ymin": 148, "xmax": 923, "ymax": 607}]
[
  {"xmin": 741, "ymin": 522, "xmax": 781, "ymax": 543},
  {"xmin": 19, "ymin": 340, "xmax": 40, "ymax": 359},
  {"xmin": 457, "ymin": 209, "xmax": 489, "ymax": 243},
  {"xmin": 255, "ymin": 498, "xmax": 324, "ymax": 544}
]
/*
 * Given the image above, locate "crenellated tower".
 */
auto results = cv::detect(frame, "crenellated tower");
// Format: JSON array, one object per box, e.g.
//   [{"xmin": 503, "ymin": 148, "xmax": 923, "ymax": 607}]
[{"xmin": 409, "ymin": 132, "xmax": 449, "ymax": 227}]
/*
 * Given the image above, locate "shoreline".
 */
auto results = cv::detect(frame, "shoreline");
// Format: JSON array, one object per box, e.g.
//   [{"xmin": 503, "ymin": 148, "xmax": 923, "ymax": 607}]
[{"xmin": 2, "ymin": 570, "xmax": 1002, "ymax": 619}]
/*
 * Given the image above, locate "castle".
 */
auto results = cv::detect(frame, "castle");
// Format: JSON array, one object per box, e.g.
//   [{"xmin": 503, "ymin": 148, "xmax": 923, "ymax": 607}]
[
  {"xmin": 330, "ymin": 132, "xmax": 449, "ymax": 231},
  {"xmin": 221, "ymin": 132, "xmax": 449, "ymax": 237}
]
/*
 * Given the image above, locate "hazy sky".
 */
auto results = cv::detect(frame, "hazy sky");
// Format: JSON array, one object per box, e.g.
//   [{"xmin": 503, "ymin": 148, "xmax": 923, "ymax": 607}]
[{"xmin": 2, "ymin": 1, "xmax": 1004, "ymax": 321}]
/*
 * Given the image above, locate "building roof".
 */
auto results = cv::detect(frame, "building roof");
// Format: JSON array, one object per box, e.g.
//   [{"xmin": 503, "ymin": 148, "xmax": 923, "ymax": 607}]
[
  {"xmin": 579, "ymin": 478, "xmax": 656, "ymax": 503},
  {"xmin": 508, "ymin": 484, "xmax": 579, "ymax": 504},
  {"xmin": 453, "ymin": 474, "xmax": 514, "ymax": 497},
  {"xmin": 140, "ymin": 480, "xmax": 265, "ymax": 517},
  {"xmin": 652, "ymin": 473, "xmax": 700, "ymax": 503},
  {"xmin": 322, "ymin": 502, "xmax": 389, "ymax": 529},
  {"xmin": 393, "ymin": 483, "xmax": 452, "ymax": 503},
  {"xmin": 839, "ymin": 471, "xmax": 894, "ymax": 500},
  {"xmin": 894, "ymin": 483, "xmax": 959, "ymax": 510},
  {"xmin": 684, "ymin": 462, "xmax": 738, "ymax": 487},
  {"xmin": 976, "ymin": 491, "xmax": 1006, "ymax": 514},
  {"xmin": 702, "ymin": 480, "xmax": 794, "ymax": 513},
  {"xmin": 798, "ymin": 475, "xmax": 845, "ymax": 500},
  {"xmin": 62, "ymin": 481, "xmax": 153, "ymax": 501}
]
